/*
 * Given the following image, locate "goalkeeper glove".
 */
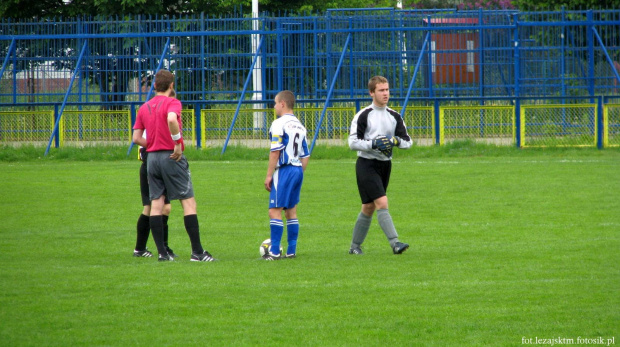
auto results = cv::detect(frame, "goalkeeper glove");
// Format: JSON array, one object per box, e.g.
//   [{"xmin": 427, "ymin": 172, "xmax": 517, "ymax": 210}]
[
  {"xmin": 372, "ymin": 135, "xmax": 392, "ymax": 151},
  {"xmin": 390, "ymin": 136, "xmax": 402, "ymax": 147}
]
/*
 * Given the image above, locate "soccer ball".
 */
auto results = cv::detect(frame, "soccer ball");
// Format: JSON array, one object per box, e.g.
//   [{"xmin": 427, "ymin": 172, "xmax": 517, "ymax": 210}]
[{"xmin": 260, "ymin": 238, "xmax": 282, "ymax": 256}]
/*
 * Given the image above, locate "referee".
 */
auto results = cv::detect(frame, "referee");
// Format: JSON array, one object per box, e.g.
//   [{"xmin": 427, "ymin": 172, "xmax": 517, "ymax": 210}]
[
  {"xmin": 132, "ymin": 69, "xmax": 215, "ymax": 262},
  {"xmin": 348, "ymin": 76, "xmax": 412, "ymax": 255}
]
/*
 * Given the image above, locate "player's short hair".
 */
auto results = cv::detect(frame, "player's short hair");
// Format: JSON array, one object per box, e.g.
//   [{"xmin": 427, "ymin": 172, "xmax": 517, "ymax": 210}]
[
  {"xmin": 154, "ymin": 70, "xmax": 174, "ymax": 92},
  {"xmin": 368, "ymin": 76, "xmax": 388, "ymax": 93},
  {"xmin": 276, "ymin": 90, "xmax": 295, "ymax": 109}
]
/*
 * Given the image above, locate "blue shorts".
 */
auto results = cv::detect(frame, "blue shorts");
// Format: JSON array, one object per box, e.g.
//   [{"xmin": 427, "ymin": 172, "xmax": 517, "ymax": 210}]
[{"xmin": 269, "ymin": 165, "xmax": 304, "ymax": 209}]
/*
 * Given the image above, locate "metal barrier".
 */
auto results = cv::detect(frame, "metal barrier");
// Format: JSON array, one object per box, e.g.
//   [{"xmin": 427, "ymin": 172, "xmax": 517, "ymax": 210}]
[
  {"xmin": 0, "ymin": 110, "xmax": 54, "ymax": 143},
  {"xmin": 603, "ymin": 104, "xmax": 620, "ymax": 147},
  {"xmin": 5, "ymin": 99, "xmax": 618, "ymax": 149},
  {"xmin": 520, "ymin": 104, "xmax": 597, "ymax": 147},
  {"xmin": 2, "ymin": 9, "xmax": 620, "ymax": 153},
  {"xmin": 439, "ymin": 105, "xmax": 514, "ymax": 145},
  {"xmin": 59, "ymin": 110, "xmax": 132, "ymax": 145},
  {"xmin": 1, "ymin": 9, "xmax": 619, "ymax": 105}
]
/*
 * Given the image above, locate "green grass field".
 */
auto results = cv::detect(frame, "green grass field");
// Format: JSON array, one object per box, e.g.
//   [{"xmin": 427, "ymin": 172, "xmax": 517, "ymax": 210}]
[{"xmin": 1, "ymin": 144, "xmax": 619, "ymax": 346}]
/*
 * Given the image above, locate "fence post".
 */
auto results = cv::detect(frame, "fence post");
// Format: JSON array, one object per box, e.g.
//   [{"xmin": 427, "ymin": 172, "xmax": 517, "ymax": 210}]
[
  {"xmin": 587, "ymin": 10, "xmax": 595, "ymax": 100},
  {"xmin": 434, "ymin": 98, "xmax": 440, "ymax": 145},
  {"xmin": 513, "ymin": 14, "xmax": 521, "ymax": 148},
  {"xmin": 54, "ymin": 104, "xmax": 60, "ymax": 148},
  {"xmin": 597, "ymin": 96, "xmax": 603, "ymax": 149},
  {"xmin": 195, "ymin": 103, "xmax": 202, "ymax": 149},
  {"xmin": 515, "ymin": 98, "xmax": 521, "ymax": 148}
]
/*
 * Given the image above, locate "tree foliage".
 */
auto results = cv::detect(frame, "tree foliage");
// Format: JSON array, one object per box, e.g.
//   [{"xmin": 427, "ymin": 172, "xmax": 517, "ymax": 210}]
[
  {"xmin": 0, "ymin": 0, "xmax": 407, "ymax": 19},
  {"xmin": 2, "ymin": 0, "xmax": 620, "ymax": 19}
]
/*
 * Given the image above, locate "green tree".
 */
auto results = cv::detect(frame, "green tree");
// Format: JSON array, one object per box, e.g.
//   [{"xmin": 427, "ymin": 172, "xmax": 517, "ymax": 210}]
[
  {"xmin": 513, "ymin": 0, "xmax": 620, "ymax": 9},
  {"xmin": 0, "ymin": 0, "xmax": 408, "ymax": 19}
]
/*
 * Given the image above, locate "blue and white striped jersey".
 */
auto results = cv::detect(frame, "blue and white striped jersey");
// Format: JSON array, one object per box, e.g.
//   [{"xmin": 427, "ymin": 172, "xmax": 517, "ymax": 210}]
[{"xmin": 269, "ymin": 114, "xmax": 310, "ymax": 168}]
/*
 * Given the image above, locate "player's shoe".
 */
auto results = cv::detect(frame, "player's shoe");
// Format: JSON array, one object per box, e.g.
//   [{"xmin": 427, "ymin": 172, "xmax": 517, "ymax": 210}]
[
  {"xmin": 262, "ymin": 253, "xmax": 281, "ymax": 261},
  {"xmin": 191, "ymin": 250, "xmax": 216, "ymax": 262},
  {"xmin": 349, "ymin": 247, "xmax": 363, "ymax": 255},
  {"xmin": 392, "ymin": 242, "xmax": 410, "ymax": 254},
  {"xmin": 284, "ymin": 254, "xmax": 296, "ymax": 259},
  {"xmin": 133, "ymin": 249, "xmax": 153, "ymax": 257},
  {"xmin": 166, "ymin": 247, "xmax": 177, "ymax": 259},
  {"xmin": 158, "ymin": 253, "xmax": 174, "ymax": 261}
]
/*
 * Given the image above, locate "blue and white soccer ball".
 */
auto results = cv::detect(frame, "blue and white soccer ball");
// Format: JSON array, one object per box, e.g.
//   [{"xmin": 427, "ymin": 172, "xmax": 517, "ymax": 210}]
[{"xmin": 260, "ymin": 238, "xmax": 282, "ymax": 256}]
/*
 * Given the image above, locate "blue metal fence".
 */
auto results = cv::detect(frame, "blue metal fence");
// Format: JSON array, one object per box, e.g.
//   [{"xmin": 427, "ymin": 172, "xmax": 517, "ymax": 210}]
[
  {"xmin": 2, "ymin": 9, "xmax": 619, "ymax": 106},
  {"xmin": 1, "ymin": 9, "xmax": 620, "ymax": 152}
]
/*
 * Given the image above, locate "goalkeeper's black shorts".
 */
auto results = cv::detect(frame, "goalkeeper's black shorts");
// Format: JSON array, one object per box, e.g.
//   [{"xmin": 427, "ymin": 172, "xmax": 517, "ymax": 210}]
[{"xmin": 355, "ymin": 157, "xmax": 391, "ymax": 204}]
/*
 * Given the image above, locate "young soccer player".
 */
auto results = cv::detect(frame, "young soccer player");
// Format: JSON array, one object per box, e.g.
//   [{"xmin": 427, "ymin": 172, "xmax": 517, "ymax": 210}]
[
  {"xmin": 348, "ymin": 76, "xmax": 412, "ymax": 255},
  {"xmin": 132, "ymin": 69, "xmax": 215, "ymax": 262},
  {"xmin": 263, "ymin": 90, "xmax": 310, "ymax": 260}
]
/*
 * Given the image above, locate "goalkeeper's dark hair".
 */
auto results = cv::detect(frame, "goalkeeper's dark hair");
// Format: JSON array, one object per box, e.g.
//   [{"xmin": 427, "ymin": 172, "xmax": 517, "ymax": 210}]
[
  {"xmin": 154, "ymin": 70, "xmax": 175, "ymax": 92},
  {"xmin": 276, "ymin": 90, "xmax": 295, "ymax": 110},
  {"xmin": 368, "ymin": 76, "xmax": 388, "ymax": 93}
]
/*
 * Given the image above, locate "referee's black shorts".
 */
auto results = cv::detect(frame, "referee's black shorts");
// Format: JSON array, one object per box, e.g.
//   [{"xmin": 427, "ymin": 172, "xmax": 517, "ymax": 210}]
[{"xmin": 355, "ymin": 157, "xmax": 392, "ymax": 204}]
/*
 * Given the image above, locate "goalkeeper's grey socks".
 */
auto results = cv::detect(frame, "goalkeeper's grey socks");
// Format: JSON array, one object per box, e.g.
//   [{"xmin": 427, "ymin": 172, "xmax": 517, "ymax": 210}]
[
  {"xmin": 351, "ymin": 212, "xmax": 372, "ymax": 249},
  {"xmin": 377, "ymin": 209, "xmax": 399, "ymax": 248},
  {"xmin": 184, "ymin": 214, "xmax": 204, "ymax": 254}
]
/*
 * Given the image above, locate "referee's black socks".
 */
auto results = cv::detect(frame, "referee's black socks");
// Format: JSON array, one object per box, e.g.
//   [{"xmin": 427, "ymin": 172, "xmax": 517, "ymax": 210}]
[
  {"xmin": 184, "ymin": 214, "xmax": 204, "ymax": 254},
  {"xmin": 135, "ymin": 213, "xmax": 150, "ymax": 251},
  {"xmin": 149, "ymin": 215, "xmax": 168, "ymax": 256}
]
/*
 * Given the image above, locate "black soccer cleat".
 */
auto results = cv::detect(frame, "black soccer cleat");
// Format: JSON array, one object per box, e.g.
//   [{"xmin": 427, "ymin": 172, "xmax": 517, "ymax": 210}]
[
  {"xmin": 262, "ymin": 253, "xmax": 281, "ymax": 261},
  {"xmin": 392, "ymin": 242, "xmax": 410, "ymax": 254},
  {"xmin": 284, "ymin": 254, "xmax": 296, "ymax": 259},
  {"xmin": 133, "ymin": 249, "xmax": 153, "ymax": 257},
  {"xmin": 349, "ymin": 247, "xmax": 364, "ymax": 255},
  {"xmin": 158, "ymin": 253, "xmax": 174, "ymax": 261},
  {"xmin": 191, "ymin": 250, "xmax": 216, "ymax": 262},
  {"xmin": 166, "ymin": 247, "xmax": 178, "ymax": 259}
]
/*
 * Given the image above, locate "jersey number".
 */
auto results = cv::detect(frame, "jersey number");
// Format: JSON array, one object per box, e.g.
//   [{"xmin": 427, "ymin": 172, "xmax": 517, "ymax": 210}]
[{"xmin": 293, "ymin": 133, "xmax": 300, "ymax": 157}]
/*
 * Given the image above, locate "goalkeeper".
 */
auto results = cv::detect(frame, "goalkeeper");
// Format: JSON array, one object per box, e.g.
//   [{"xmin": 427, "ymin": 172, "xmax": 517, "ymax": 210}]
[{"xmin": 347, "ymin": 75, "xmax": 412, "ymax": 255}]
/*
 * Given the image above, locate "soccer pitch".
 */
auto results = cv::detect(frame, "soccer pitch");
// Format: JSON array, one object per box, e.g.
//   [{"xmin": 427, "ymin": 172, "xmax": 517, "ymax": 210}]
[{"xmin": 1, "ymin": 152, "xmax": 618, "ymax": 346}]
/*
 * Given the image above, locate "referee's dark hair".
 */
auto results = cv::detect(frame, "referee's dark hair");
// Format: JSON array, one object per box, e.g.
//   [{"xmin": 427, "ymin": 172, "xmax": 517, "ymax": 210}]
[
  {"xmin": 276, "ymin": 90, "xmax": 295, "ymax": 110},
  {"xmin": 154, "ymin": 69, "xmax": 175, "ymax": 92}
]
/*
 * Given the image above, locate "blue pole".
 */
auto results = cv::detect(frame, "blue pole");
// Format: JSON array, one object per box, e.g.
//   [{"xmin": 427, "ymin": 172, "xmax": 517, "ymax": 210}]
[
  {"xmin": 514, "ymin": 14, "xmax": 521, "ymax": 148},
  {"xmin": 44, "ymin": 41, "xmax": 88, "ymax": 156},
  {"xmin": 195, "ymin": 103, "xmax": 202, "ymax": 149},
  {"xmin": 0, "ymin": 38, "xmax": 16, "ymax": 81},
  {"xmin": 593, "ymin": 27, "xmax": 620, "ymax": 86},
  {"xmin": 587, "ymin": 10, "xmax": 595, "ymax": 101},
  {"xmin": 434, "ymin": 98, "xmax": 440, "ymax": 145},
  {"xmin": 200, "ymin": 12, "xmax": 206, "ymax": 102},
  {"xmin": 400, "ymin": 32, "xmax": 430, "ymax": 116},
  {"xmin": 561, "ymin": 7, "xmax": 566, "ymax": 99},
  {"xmin": 597, "ymin": 95, "xmax": 603, "ymax": 149},
  {"xmin": 221, "ymin": 37, "xmax": 264, "ymax": 154},
  {"xmin": 478, "ymin": 8, "xmax": 485, "ymax": 137},
  {"xmin": 310, "ymin": 33, "xmax": 352, "ymax": 153},
  {"xmin": 277, "ymin": 20, "xmax": 283, "ymax": 92},
  {"xmin": 349, "ymin": 17, "xmax": 354, "ymax": 100},
  {"xmin": 426, "ymin": 16, "xmax": 434, "ymax": 99}
]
